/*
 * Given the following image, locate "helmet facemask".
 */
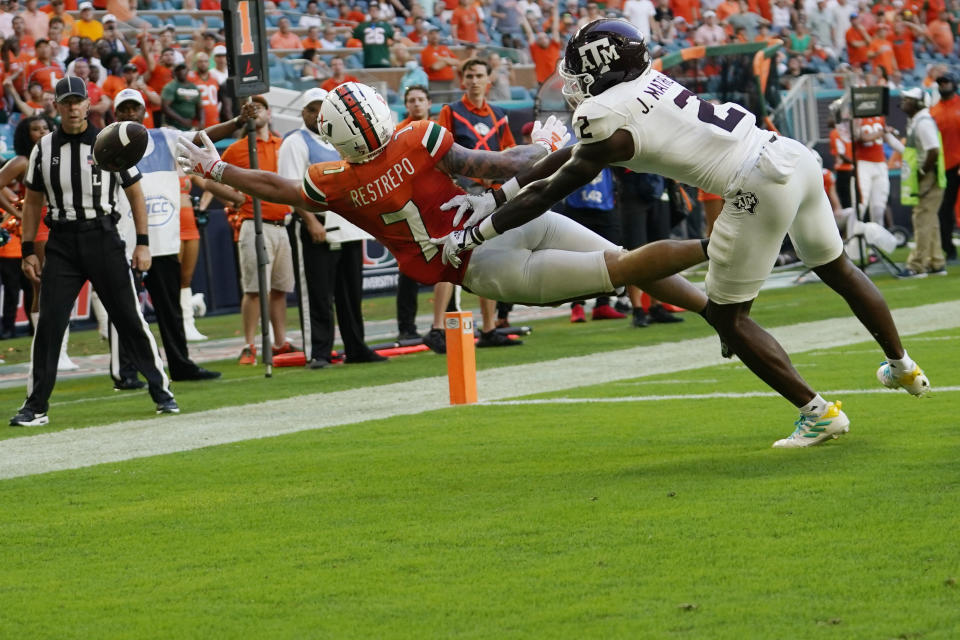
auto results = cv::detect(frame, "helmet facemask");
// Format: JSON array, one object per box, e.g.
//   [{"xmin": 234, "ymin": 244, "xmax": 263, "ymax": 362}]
[{"xmin": 559, "ymin": 58, "xmax": 593, "ymax": 109}]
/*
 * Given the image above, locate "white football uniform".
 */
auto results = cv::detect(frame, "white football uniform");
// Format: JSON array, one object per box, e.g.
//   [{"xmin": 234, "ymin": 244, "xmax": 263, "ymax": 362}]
[{"xmin": 573, "ymin": 69, "xmax": 844, "ymax": 304}]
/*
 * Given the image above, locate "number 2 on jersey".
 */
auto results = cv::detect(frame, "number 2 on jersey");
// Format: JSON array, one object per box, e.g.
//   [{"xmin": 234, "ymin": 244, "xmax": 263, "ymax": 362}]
[
  {"xmin": 381, "ymin": 201, "xmax": 439, "ymax": 262},
  {"xmin": 673, "ymin": 88, "xmax": 746, "ymax": 133}
]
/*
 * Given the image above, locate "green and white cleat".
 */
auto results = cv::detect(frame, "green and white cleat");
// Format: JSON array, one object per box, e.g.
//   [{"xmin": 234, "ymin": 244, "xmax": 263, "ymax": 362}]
[
  {"xmin": 877, "ymin": 362, "xmax": 930, "ymax": 397},
  {"xmin": 773, "ymin": 401, "xmax": 850, "ymax": 448}
]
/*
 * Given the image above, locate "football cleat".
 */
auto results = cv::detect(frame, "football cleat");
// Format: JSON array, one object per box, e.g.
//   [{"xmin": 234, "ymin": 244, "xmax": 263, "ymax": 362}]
[
  {"xmin": 877, "ymin": 362, "xmax": 930, "ymax": 397},
  {"xmin": 570, "ymin": 304, "xmax": 586, "ymax": 323},
  {"xmin": 238, "ymin": 344, "xmax": 257, "ymax": 365},
  {"xmin": 591, "ymin": 304, "xmax": 626, "ymax": 320},
  {"xmin": 772, "ymin": 401, "xmax": 850, "ymax": 448},
  {"xmin": 422, "ymin": 328, "xmax": 447, "ymax": 354}
]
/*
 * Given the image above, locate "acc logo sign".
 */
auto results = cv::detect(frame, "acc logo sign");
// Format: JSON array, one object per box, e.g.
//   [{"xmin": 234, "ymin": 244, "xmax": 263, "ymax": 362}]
[
  {"xmin": 145, "ymin": 195, "xmax": 176, "ymax": 228},
  {"xmin": 578, "ymin": 37, "xmax": 620, "ymax": 74}
]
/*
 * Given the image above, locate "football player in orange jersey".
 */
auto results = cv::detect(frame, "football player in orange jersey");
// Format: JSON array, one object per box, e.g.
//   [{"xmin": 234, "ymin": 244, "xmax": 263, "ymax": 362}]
[{"xmin": 176, "ymin": 83, "xmax": 708, "ymax": 319}]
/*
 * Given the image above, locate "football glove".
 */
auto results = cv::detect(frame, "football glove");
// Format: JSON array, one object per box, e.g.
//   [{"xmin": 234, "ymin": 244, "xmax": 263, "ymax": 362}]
[
  {"xmin": 430, "ymin": 225, "xmax": 486, "ymax": 268},
  {"xmin": 440, "ymin": 191, "xmax": 497, "ymax": 228},
  {"xmin": 176, "ymin": 132, "xmax": 226, "ymax": 181},
  {"xmin": 530, "ymin": 115, "xmax": 571, "ymax": 152}
]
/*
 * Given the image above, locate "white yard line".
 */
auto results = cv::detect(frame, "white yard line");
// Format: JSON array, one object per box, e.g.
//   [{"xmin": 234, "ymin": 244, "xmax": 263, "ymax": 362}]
[
  {"xmin": 483, "ymin": 386, "xmax": 960, "ymax": 406},
  {"xmin": 1, "ymin": 300, "xmax": 958, "ymax": 480}
]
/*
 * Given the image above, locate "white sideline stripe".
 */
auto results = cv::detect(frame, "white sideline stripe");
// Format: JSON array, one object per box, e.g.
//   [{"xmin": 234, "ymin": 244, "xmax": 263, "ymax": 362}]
[
  {"xmin": 1, "ymin": 300, "xmax": 959, "ymax": 480},
  {"xmin": 482, "ymin": 386, "xmax": 960, "ymax": 406}
]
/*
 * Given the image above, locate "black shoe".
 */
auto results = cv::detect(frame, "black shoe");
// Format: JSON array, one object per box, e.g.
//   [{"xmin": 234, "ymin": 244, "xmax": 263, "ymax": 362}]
[
  {"xmin": 896, "ymin": 268, "xmax": 928, "ymax": 279},
  {"xmin": 306, "ymin": 357, "xmax": 332, "ymax": 369},
  {"xmin": 649, "ymin": 304, "xmax": 684, "ymax": 323},
  {"xmin": 397, "ymin": 330, "xmax": 420, "ymax": 341},
  {"xmin": 614, "ymin": 299, "xmax": 632, "ymax": 314},
  {"xmin": 10, "ymin": 407, "xmax": 48, "ymax": 427},
  {"xmin": 477, "ymin": 329, "xmax": 523, "ymax": 347},
  {"xmin": 173, "ymin": 367, "xmax": 221, "ymax": 381},
  {"xmin": 348, "ymin": 351, "xmax": 388, "ymax": 364},
  {"xmin": 0, "ymin": 329, "xmax": 14, "ymax": 340},
  {"xmin": 632, "ymin": 308, "xmax": 650, "ymax": 328},
  {"xmin": 422, "ymin": 328, "xmax": 446, "ymax": 354},
  {"xmin": 114, "ymin": 377, "xmax": 146, "ymax": 391},
  {"xmin": 156, "ymin": 398, "xmax": 180, "ymax": 414}
]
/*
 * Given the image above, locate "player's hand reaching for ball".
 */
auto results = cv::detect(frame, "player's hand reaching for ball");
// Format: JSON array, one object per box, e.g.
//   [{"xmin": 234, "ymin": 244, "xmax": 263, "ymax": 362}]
[
  {"xmin": 441, "ymin": 191, "xmax": 497, "ymax": 227},
  {"xmin": 176, "ymin": 132, "xmax": 226, "ymax": 181},
  {"xmin": 531, "ymin": 115, "xmax": 571, "ymax": 152}
]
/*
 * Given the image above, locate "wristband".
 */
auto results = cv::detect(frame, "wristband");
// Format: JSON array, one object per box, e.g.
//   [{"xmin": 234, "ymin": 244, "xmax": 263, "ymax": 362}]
[
  {"xmin": 136, "ymin": 234, "xmax": 149, "ymax": 246},
  {"xmin": 477, "ymin": 215, "xmax": 499, "ymax": 242},
  {"xmin": 210, "ymin": 160, "xmax": 227, "ymax": 183},
  {"xmin": 21, "ymin": 241, "xmax": 34, "ymax": 257},
  {"xmin": 501, "ymin": 177, "xmax": 520, "ymax": 200}
]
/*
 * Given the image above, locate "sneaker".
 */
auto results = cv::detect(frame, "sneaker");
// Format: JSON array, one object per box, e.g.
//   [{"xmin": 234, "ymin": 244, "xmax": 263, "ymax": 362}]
[
  {"xmin": 306, "ymin": 357, "xmax": 332, "ymax": 369},
  {"xmin": 184, "ymin": 323, "xmax": 208, "ymax": 342},
  {"xmin": 477, "ymin": 329, "xmax": 523, "ymax": 347},
  {"xmin": 58, "ymin": 350, "xmax": 79, "ymax": 371},
  {"xmin": 10, "ymin": 407, "xmax": 49, "ymax": 427},
  {"xmin": 649, "ymin": 304, "xmax": 684, "ymax": 323},
  {"xmin": 347, "ymin": 351, "xmax": 389, "ymax": 364},
  {"xmin": 570, "ymin": 303, "xmax": 586, "ymax": 323},
  {"xmin": 632, "ymin": 308, "xmax": 650, "ymax": 328},
  {"xmin": 397, "ymin": 330, "xmax": 420, "ymax": 342},
  {"xmin": 591, "ymin": 304, "xmax": 626, "ymax": 320},
  {"xmin": 272, "ymin": 341, "xmax": 295, "ymax": 355},
  {"xmin": 876, "ymin": 362, "xmax": 930, "ymax": 397},
  {"xmin": 173, "ymin": 368, "xmax": 221, "ymax": 381},
  {"xmin": 896, "ymin": 268, "xmax": 927, "ymax": 279},
  {"xmin": 928, "ymin": 266, "xmax": 948, "ymax": 276},
  {"xmin": 114, "ymin": 377, "xmax": 146, "ymax": 391},
  {"xmin": 772, "ymin": 401, "xmax": 850, "ymax": 448},
  {"xmin": 156, "ymin": 398, "xmax": 180, "ymax": 414},
  {"xmin": 614, "ymin": 297, "xmax": 632, "ymax": 314},
  {"xmin": 422, "ymin": 327, "xmax": 447, "ymax": 354},
  {"xmin": 238, "ymin": 344, "xmax": 257, "ymax": 365}
]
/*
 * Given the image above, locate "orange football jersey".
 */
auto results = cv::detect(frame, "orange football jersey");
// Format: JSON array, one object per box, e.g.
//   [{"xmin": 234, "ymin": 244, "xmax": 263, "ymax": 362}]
[
  {"xmin": 301, "ymin": 120, "xmax": 469, "ymax": 285},
  {"xmin": 854, "ymin": 116, "xmax": 886, "ymax": 163}
]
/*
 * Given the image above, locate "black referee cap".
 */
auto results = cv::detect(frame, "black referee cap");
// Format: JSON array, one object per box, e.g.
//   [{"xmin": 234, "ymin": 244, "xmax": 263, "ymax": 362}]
[
  {"xmin": 55, "ymin": 76, "xmax": 87, "ymax": 103},
  {"xmin": 936, "ymin": 72, "xmax": 958, "ymax": 85}
]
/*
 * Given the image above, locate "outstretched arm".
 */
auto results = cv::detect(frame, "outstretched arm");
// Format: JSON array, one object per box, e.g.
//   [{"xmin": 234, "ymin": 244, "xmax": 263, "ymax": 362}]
[{"xmin": 435, "ymin": 142, "xmax": 549, "ymax": 180}]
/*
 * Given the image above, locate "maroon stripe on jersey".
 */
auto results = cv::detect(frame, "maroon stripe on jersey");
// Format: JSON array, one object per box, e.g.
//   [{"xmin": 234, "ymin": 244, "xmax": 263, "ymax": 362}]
[{"xmin": 335, "ymin": 85, "xmax": 383, "ymax": 154}]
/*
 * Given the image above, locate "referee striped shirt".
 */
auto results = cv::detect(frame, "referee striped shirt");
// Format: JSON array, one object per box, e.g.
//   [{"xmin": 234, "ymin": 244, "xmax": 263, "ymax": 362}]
[{"xmin": 25, "ymin": 127, "xmax": 142, "ymax": 222}]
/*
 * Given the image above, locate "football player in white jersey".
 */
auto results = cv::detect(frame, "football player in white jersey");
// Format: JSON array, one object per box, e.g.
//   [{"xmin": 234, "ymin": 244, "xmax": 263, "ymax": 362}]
[{"xmin": 434, "ymin": 19, "xmax": 930, "ymax": 448}]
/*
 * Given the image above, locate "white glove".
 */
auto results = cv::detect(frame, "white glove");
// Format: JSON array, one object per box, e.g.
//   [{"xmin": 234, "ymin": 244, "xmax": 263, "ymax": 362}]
[
  {"xmin": 531, "ymin": 114, "xmax": 571, "ymax": 152},
  {"xmin": 176, "ymin": 132, "xmax": 226, "ymax": 181},
  {"xmin": 429, "ymin": 225, "xmax": 485, "ymax": 268},
  {"xmin": 440, "ymin": 190, "xmax": 497, "ymax": 227}
]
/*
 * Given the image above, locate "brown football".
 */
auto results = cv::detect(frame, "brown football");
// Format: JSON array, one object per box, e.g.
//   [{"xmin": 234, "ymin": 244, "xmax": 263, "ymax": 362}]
[{"xmin": 93, "ymin": 121, "xmax": 149, "ymax": 172}]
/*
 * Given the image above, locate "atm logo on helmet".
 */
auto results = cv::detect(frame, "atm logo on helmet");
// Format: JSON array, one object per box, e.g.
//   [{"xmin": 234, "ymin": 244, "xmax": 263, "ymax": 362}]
[{"xmin": 578, "ymin": 38, "xmax": 620, "ymax": 73}]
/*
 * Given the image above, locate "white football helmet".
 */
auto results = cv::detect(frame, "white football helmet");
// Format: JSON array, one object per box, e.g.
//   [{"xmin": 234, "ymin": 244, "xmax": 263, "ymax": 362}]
[{"xmin": 318, "ymin": 82, "xmax": 395, "ymax": 163}]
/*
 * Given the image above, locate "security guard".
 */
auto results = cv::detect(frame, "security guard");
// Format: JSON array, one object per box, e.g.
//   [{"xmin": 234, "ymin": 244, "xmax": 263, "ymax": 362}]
[{"xmin": 11, "ymin": 76, "xmax": 178, "ymax": 427}]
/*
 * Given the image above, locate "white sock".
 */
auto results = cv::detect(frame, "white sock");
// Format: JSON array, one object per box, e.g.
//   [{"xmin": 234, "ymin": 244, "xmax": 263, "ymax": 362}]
[
  {"xmin": 799, "ymin": 394, "xmax": 828, "ymax": 417},
  {"xmin": 887, "ymin": 352, "xmax": 916, "ymax": 375}
]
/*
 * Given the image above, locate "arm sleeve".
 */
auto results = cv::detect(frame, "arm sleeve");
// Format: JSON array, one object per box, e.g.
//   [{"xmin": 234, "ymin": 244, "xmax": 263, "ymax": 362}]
[
  {"xmin": 24, "ymin": 142, "xmax": 43, "ymax": 192},
  {"xmin": 118, "ymin": 164, "xmax": 142, "ymax": 188}
]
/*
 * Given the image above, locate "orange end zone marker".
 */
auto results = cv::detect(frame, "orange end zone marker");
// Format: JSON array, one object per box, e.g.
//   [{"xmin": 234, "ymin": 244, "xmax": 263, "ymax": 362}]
[{"xmin": 444, "ymin": 310, "xmax": 478, "ymax": 405}]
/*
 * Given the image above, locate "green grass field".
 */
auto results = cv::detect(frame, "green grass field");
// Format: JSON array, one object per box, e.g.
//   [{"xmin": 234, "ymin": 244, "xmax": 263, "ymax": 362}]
[{"xmin": 1, "ymin": 269, "xmax": 959, "ymax": 638}]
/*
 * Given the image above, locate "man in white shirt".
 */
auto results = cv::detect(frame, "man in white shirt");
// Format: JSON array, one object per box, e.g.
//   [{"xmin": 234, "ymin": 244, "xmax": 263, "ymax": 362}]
[
  {"xmin": 693, "ymin": 10, "xmax": 726, "ymax": 45},
  {"xmin": 623, "ymin": 0, "xmax": 657, "ymax": 41},
  {"xmin": 277, "ymin": 88, "xmax": 386, "ymax": 369},
  {"xmin": 209, "ymin": 44, "xmax": 228, "ymax": 85},
  {"xmin": 299, "ymin": 0, "xmax": 325, "ymax": 28}
]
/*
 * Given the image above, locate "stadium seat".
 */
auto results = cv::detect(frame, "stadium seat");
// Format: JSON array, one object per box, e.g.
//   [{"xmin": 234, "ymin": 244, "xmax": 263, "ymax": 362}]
[
  {"xmin": 509, "ymin": 86, "xmax": 527, "ymax": 100},
  {"xmin": 140, "ymin": 13, "xmax": 161, "ymax": 27},
  {"xmin": 172, "ymin": 14, "xmax": 197, "ymax": 28},
  {"xmin": 205, "ymin": 16, "xmax": 223, "ymax": 29}
]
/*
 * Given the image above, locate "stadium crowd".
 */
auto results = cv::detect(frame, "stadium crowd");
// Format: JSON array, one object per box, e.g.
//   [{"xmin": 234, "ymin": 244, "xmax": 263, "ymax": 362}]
[{"xmin": 0, "ymin": 0, "xmax": 957, "ymax": 368}]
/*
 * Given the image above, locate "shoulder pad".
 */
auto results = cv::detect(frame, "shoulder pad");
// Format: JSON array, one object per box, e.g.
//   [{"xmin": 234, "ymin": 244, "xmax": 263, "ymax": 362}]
[{"xmin": 572, "ymin": 100, "xmax": 627, "ymax": 144}]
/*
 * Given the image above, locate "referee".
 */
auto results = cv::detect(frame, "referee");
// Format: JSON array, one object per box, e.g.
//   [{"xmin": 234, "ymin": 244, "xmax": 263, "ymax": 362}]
[{"xmin": 11, "ymin": 76, "xmax": 178, "ymax": 427}]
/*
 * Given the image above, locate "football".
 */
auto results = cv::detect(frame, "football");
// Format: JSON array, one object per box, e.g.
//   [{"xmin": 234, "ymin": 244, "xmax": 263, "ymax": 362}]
[{"xmin": 93, "ymin": 121, "xmax": 149, "ymax": 172}]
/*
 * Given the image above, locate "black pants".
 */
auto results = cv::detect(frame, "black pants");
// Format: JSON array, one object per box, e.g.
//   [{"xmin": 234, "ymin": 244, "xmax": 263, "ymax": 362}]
[
  {"xmin": 290, "ymin": 219, "xmax": 374, "ymax": 362},
  {"xmin": 25, "ymin": 220, "xmax": 173, "ymax": 412},
  {"xmin": 937, "ymin": 165, "xmax": 959, "ymax": 260},
  {"xmin": 112, "ymin": 254, "xmax": 202, "ymax": 381},
  {"xmin": 836, "ymin": 168, "xmax": 854, "ymax": 210},
  {"xmin": 395, "ymin": 273, "xmax": 420, "ymax": 336},
  {"xmin": 0, "ymin": 256, "xmax": 25, "ymax": 334}
]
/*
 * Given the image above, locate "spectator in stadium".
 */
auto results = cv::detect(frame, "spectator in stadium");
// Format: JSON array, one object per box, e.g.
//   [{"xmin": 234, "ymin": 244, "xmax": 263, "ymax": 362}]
[
  {"xmin": 47, "ymin": 17, "xmax": 67, "ymax": 62},
  {"xmin": 18, "ymin": 0, "xmax": 48, "ymax": 40},
  {"xmin": 210, "ymin": 44, "xmax": 228, "ymax": 85},
  {"xmin": 521, "ymin": 5, "xmax": 560, "ymax": 85},
  {"xmin": 931, "ymin": 72, "xmax": 960, "ymax": 263},
  {"xmin": 72, "ymin": 58, "xmax": 110, "ymax": 127},
  {"xmin": 806, "ymin": 0, "xmax": 834, "ymax": 53},
  {"xmin": 889, "ymin": 18, "xmax": 920, "ymax": 73},
  {"xmin": 73, "ymin": 2, "xmax": 103, "ymax": 42},
  {"xmin": 318, "ymin": 25, "xmax": 340, "ymax": 49},
  {"xmin": 883, "ymin": 88, "xmax": 947, "ymax": 277},
  {"xmin": 13, "ymin": 14, "xmax": 37, "ymax": 57},
  {"xmin": 162, "ymin": 63, "xmax": 203, "ymax": 131},
  {"xmin": 421, "ymin": 25, "xmax": 458, "ymax": 94},
  {"xmin": 353, "ymin": 3, "xmax": 394, "ymax": 68},
  {"xmin": 694, "ymin": 10, "xmax": 726, "ymax": 45},
  {"xmin": 302, "ymin": 26, "xmax": 323, "ymax": 50},
  {"xmin": 189, "ymin": 51, "xmax": 220, "ymax": 127},
  {"xmin": 926, "ymin": 11, "xmax": 955, "ymax": 56},
  {"xmin": 143, "ymin": 45, "xmax": 176, "ymax": 124},
  {"xmin": 398, "ymin": 56, "xmax": 429, "ymax": 96},
  {"xmin": 623, "ymin": 0, "xmax": 657, "ymax": 41},
  {"xmin": 300, "ymin": 0, "xmax": 325, "ymax": 28},
  {"xmin": 23, "ymin": 39, "xmax": 62, "ymax": 93},
  {"xmin": 845, "ymin": 13, "xmax": 871, "ymax": 68},
  {"xmin": 45, "ymin": 1, "xmax": 73, "ymax": 41},
  {"xmin": 0, "ymin": 1, "xmax": 13, "ymax": 40},
  {"xmin": 270, "ymin": 17, "xmax": 303, "ymax": 50},
  {"xmin": 320, "ymin": 56, "xmax": 358, "ymax": 92},
  {"xmin": 769, "ymin": 0, "xmax": 793, "ymax": 33},
  {"xmin": 829, "ymin": 0, "xmax": 855, "ymax": 53},
  {"xmin": 437, "ymin": 58, "xmax": 522, "ymax": 346},
  {"xmin": 486, "ymin": 51, "xmax": 513, "ymax": 101},
  {"xmin": 221, "ymin": 96, "xmax": 295, "ymax": 366},
  {"xmin": 490, "ymin": 0, "xmax": 524, "ymax": 42},
  {"xmin": 728, "ymin": 0, "xmax": 769, "ymax": 41},
  {"xmin": 279, "ymin": 88, "xmax": 386, "ymax": 369},
  {"xmin": 576, "ymin": 1, "xmax": 602, "ymax": 29},
  {"xmin": 100, "ymin": 14, "xmax": 133, "ymax": 57},
  {"xmin": 451, "ymin": 0, "xmax": 488, "ymax": 44}
]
